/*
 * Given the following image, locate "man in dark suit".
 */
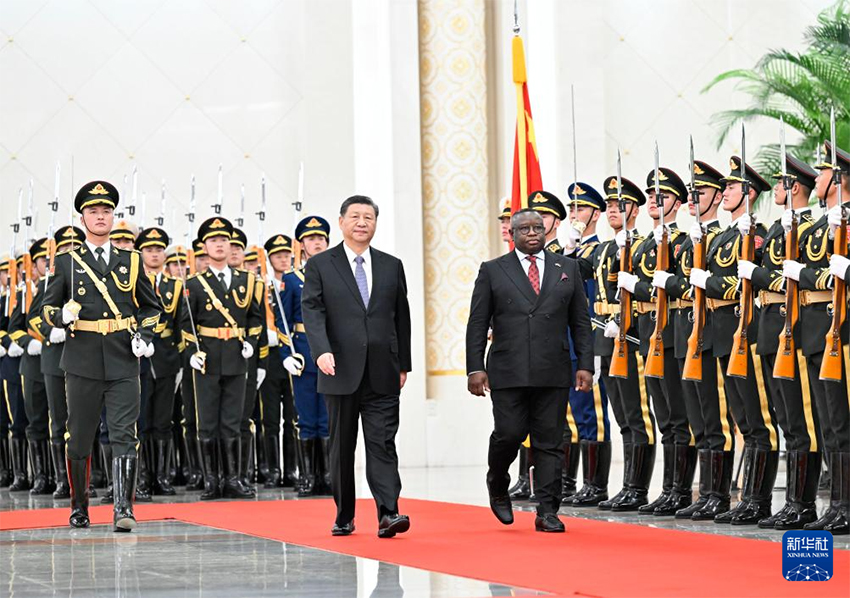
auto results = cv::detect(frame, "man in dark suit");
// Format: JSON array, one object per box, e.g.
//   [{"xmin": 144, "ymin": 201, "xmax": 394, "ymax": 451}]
[
  {"xmin": 301, "ymin": 195, "xmax": 412, "ymax": 538},
  {"xmin": 466, "ymin": 208, "xmax": 594, "ymax": 533}
]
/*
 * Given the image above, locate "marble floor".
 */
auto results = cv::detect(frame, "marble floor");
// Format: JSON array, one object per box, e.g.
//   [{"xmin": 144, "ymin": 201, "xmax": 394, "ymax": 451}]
[{"xmin": 1, "ymin": 461, "xmax": 846, "ymax": 597}]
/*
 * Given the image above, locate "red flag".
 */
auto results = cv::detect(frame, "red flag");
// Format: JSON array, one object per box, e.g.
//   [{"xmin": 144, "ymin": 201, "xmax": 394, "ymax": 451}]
[{"xmin": 510, "ymin": 35, "xmax": 542, "ymax": 216}]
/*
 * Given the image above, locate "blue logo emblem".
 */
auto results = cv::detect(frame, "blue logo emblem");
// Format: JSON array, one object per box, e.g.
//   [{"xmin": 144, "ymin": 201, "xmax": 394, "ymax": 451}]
[{"xmin": 782, "ymin": 531, "xmax": 832, "ymax": 581}]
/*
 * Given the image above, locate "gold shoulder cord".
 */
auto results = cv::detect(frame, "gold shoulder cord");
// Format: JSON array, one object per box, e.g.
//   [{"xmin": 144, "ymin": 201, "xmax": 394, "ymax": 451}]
[
  {"xmin": 197, "ymin": 274, "xmax": 244, "ymax": 340},
  {"xmin": 69, "ymin": 250, "xmax": 123, "ymax": 319}
]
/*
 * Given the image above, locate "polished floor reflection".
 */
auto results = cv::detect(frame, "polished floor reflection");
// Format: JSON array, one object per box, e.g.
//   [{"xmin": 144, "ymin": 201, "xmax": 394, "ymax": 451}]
[{"xmin": 0, "ymin": 521, "xmax": 544, "ymax": 598}]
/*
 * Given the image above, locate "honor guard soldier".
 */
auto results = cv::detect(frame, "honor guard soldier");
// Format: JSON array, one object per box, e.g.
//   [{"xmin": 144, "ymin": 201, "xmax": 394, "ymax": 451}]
[
  {"xmin": 33, "ymin": 226, "xmax": 86, "ymax": 499},
  {"xmin": 136, "ymin": 227, "xmax": 184, "ymax": 496},
  {"xmin": 498, "ymin": 198, "xmax": 513, "ymax": 246},
  {"xmin": 689, "ymin": 157, "xmax": 779, "ymax": 525},
  {"xmin": 530, "ymin": 190, "xmax": 567, "ymax": 254},
  {"xmin": 277, "ymin": 216, "xmax": 333, "ymax": 497},
  {"xmin": 165, "ymin": 245, "xmax": 188, "ymax": 278},
  {"xmin": 602, "ymin": 176, "xmax": 659, "ymax": 511},
  {"xmin": 182, "ymin": 217, "xmax": 262, "ymax": 500},
  {"xmin": 658, "ymin": 161, "xmax": 735, "ymax": 521},
  {"xmin": 41, "ymin": 180, "xmax": 162, "ymax": 531},
  {"xmin": 618, "ymin": 168, "xmax": 693, "ymax": 515},
  {"xmin": 109, "ymin": 220, "xmax": 139, "ymax": 250},
  {"xmin": 0, "ymin": 256, "xmax": 11, "ymax": 487},
  {"xmin": 791, "ymin": 141, "xmax": 850, "ymax": 534},
  {"xmin": 9, "ymin": 237, "xmax": 53, "ymax": 495},
  {"xmin": 262, "ymin": 233, "xmax": 300, "ymax": 488},
  {"xmin": 192, "ymin": 238, "xmax": 210, "ymax": 274},
  {"xmin": 561, "ymin": 183, "xmax": 613, "ymax": 505},
  {"xmin": 738, "ymin": 155, "xmax": 822, "ymax": 530}
]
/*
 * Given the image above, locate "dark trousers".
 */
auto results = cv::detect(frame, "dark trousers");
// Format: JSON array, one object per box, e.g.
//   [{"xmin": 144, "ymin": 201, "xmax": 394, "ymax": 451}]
[
  {"xmin": 325, "ymin": 373, "xmax": 401, "ymax": 525},
  {"xmin": 44, "ymin": 373, "xmax": 69, "ymax": 441},
  {"xmin": 193, "ymin": 371, "xmax": 246, "ymax": 440},
  {"xmin": 182, "ymin": 365, "xmax": 198, "ymax": 439},
  {"xmin": 601, "ymin": 355, "xmax": 632, "ymax": 443},
  {"xmin": 0, "ymin": 378, "xmax": 8, "ymax": 437},
  {"xmin": 607, "ymin": 350, "xmax": 656, "ymax": 445},
  {"xmin": 807, "ymin": 351, "xmax": 849, "ymax": 453},
  {"xmin": 293, "ymin": 370, "xmax": 329, "ymax": 439},
  {"xmin": 242, "ymin": 367, "xmax": 258, "ymax": 435},
  {"xmin": 718, "ymin": 350, "xmax": 779, "ymax": 451},
  {"xmin": 569, "ymin": 359, "xmax": 610, "ymax": 442},
  {"xmin": 65, "ymin": 373, "xmax": 139, "ymax": 459},
  {"xmin": 645, "ymin": 348, "xmax": 691, "ymax": 446},
  {"xmin": 488, "ymin": 386, "xmax": 568, "ymax": 514},
  {"xmin": 260, "ymin": 370, "xmax": 296, "ymax": 439},
  {"xmin": 763, "ymin": 352, "xmax": 820, "ymax": 453},
  {"xmin": 678, "ymin": 356, "xmax": 735, "ymax": 452},
  {"xmin": 22, "ymin": 376, "xmax": 49, "ymax": 441},
  {"xmin": 141, "ymin": 371, "xmax": 177, "ymax": 440}
]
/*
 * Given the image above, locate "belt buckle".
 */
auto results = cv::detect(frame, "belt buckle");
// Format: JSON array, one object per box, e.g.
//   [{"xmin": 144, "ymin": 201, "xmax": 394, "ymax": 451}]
[
  {"xmin": 219, "ymin": 327, "xmax": 233, "ymax": 340},
  {"xmin": 97, "ymin": 319, "xmax": 111, "ymax": 335}
]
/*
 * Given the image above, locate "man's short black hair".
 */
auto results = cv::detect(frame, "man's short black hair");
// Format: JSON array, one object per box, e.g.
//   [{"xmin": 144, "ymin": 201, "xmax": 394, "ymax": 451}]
[
  {"xmin": 510, "ymin": 208, "xmax": 541, "ymax": 228},
  {"xmin": 340, "ymin": 195, "xmax": 380, "ymax": 218}
]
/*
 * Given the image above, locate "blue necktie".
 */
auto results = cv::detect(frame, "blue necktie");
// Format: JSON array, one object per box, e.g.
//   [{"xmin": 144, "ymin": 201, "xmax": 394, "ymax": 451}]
[{"xmin": 354, "ymin": 255, "xmax": 369, "ymax": 307}]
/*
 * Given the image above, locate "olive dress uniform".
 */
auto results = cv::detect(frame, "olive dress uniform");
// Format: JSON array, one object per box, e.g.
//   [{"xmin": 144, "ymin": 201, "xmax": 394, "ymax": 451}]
[{"xmin": 0, "ymin": 282, "xmax": 29, "ymax": 491}]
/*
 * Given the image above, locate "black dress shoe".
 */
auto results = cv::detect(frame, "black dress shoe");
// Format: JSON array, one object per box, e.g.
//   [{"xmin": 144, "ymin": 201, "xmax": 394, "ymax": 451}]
[
  {"xmin": 331, "ymin": 521, "xmax": 355, "ymax": 536},
  {"xmin": 534, "ymin": 512, "xmax": 565, "ymax": 533},
  {"xmin": 489, "ymin": 494, "xmax": 514, "ymax": 525},
  {"xmin": 378, "ymin": 514, "xmax": 410, "ymax": 538}
]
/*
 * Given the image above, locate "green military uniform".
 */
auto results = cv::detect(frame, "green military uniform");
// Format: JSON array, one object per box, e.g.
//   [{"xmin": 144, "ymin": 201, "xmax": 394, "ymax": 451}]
[{"xmin": 182, "ymin": 216, "xmax": 263, "ymax": 500}]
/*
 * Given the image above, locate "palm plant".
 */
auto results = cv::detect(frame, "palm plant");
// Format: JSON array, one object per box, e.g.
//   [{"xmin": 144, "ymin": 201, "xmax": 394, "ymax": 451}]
[{"xmin": 703, "ymin": 0, "xmax": 850, "ymax": 198}]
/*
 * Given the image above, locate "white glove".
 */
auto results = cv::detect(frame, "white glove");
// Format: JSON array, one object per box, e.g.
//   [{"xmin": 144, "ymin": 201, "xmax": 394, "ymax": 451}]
[
  {"xmin": 604, "ymin": 320, "xmax": 619, "ymax": 338},
  {"xmin": 61, "ymin": 303, "xmax": 79, "ymax": 325},
  {"xmin": 690, "ymin": 268, "xmax": 710, "ymax": 290},
  {"xmin": 592, "ymin": 355, "xmax": 601, "ymax": 386},
  {"xmin": 652, "ymin": 271, "xmax": 672, "ymax": 289},
  {"xmin": 49, "ymin": 328, "xmax": 66, "ymax": 344},
  {"xmin": 780, "ymin": 209, "xmax": 794, "ymax": 233},
  {"xmin": 8, "ymin": 342, "xmax": 24, "ymax": 358},
  {"xmin": 131, "ymin": 336, "xmax": 152, "ymax": 358},
  {"xmin": 829, "ymin": 254, "xmax": 850, "ymax": 280},
  {"xmin": 653, "ymin": 225, "xmax": 665, "ymax": 245},
  {"xmin": 827, "ymin": 205, "xmax": 843, "ymax": 237},
  {"xmin": 563, "ymin": 224, "xmax": 583, "ymax": 252},
  {"xmin": 26, "ymin": 340, "xmax": 42, "ymax": 356},
  {"xmin": 736, "ymin": 213, "xmax": 753, "ymax": 237},
  {"xmin": 144, "ymin": 341, "xmax": 155, "ymax": 358},
  {"xmin": 783, "ymin": 260, "xmax": 804, "ymax": 282},
  {"xmin": 266, "ymin": 328, "xmax": 279, "ymax": 347},
  {"xmin": 241, "ymin": 341, "xmax": 254, "ymax": 359},
  {"xmin": 689, "ymin": 222, "xmax": 703, "ymax": 244},
  {"xmin": 283, "ymin": 355, "xmax": 303, "ymax": 376},
  {"xmin": 615, "ymin": 230, "xmax": 628, "ymax": 249},
  {"xmin": 0, "ymin": 345, "xmax": 6, "ymax": 358},
  {"xmin": 737, "ymin": 260, "xmax": 757, "ymax": 281},
  {"xmin": 174, "ymin": 370, "xmax": 183, "ymax": 393},
  {"xmin": 617, "ymin": 271, "xmax": 638, "ymax": 293},
  {"xmin": 256, "ymin": 368, "xmax": 266, "ymax": 389},
  {"xmin": 189, "ymin": 353, "xmax": 205, "ymax": 371}
]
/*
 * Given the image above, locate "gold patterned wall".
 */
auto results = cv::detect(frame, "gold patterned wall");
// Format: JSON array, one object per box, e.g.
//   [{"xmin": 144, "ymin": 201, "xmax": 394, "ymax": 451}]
[{"xmin": 418, "ymin": 0, "xmax": 490, "ymax": 378}]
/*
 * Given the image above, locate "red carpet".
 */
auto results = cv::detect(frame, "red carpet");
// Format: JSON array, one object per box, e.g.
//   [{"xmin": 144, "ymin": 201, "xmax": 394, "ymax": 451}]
[{"xmin": 2, "ymin": 498, "xmax": 848, "ymax": 597}]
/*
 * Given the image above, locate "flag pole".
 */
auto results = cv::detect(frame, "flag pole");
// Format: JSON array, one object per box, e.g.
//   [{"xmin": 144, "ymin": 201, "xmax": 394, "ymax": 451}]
[{"xmin": 512, "ymin": 3, "xmax": 528, "ymax": 209}]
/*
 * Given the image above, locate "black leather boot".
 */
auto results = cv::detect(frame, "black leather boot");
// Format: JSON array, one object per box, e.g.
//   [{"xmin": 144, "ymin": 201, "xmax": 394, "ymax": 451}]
[
  {"xmin": 199, "ymin": 438, "xmax": 220, "ymax": 500},
  {"xmin": 654, "ymin": 445, "xmax": 696, "ymax": 516},
  {"xmin": 691, "ymin": 450, "xmax": 733, "ymax": 520},
  {"xmin": 0, "ymin": 435, "xmax": 12, "ymax": 487},
  {"xmin": 611, "ymin": 443, "xmax": 655, "ymax": 511},
  {"xmin": 823, "ymin": 452, "xmax": 849, "ymax": 535},
  {"xmin": 222, "ymin": 436, "xmax": 253, "ymax": 499},
  {"xmin": 135, "ymin": 437, "xmax": 153, "ymax": 500},
  {"xmin": 570, "ymin": 441, "xmax": 611, "ymax": 506},
  {"xmin": 298, "ymin": 438, "xmax": 316, "ymax": 497},
  {"xmin": 263, "ymin": 434, "xmax": 282, "ymax": 488},
  {"xmin": 9, "ymin": 437, "xmax": 30, "ymax": 491},
  {"xmin": 185, "ymin": 434, "xmax": 204, "ymax": 491},
  {"xmin": 172, "ymin": 427, "xmax": 186, "ymax": 486},
  {"xmin": 153, "ymin": 438, "xmax": 176, "ymax": 496},
  {"xmin": 561, "ymin": 441, "xmax": 580, "ymax": 503},
  {"xmin": 100, "ymin": 442, "xmax": 114, "ymax": 504},
  {"xmin": 68, "ymin": 455, "xmax": 90, "ymax": 528},
  {"xmin": 731, "ymin": 449, "xmax": 778, "ymax": 525},
  {"xmin": 239, "ymin": 434, "xmax": 256, "ymax": 497},
  {"xmin": 772, "ymin": 451, "xmax": 820, "ymax": 530},
  {"xmin": 508, "ymin": 445, "xmax": 532, "ymax": 500},
  {"xmin": 640, "ymin": 443, "xmax": 674, "ymax": 514},
  {"xmin": 715, "ymin": 446, "xmax": 755, "ymax": 523},
  {"xmin": 29, "ymin": 439, "xmax": 51, "ymax": 494},
  {"xmin": 599, "ymin": 442, "xmax": 632, "ymax": 510},
  {"xmin": 51, "ymin": 439, "xmax": 71, "ymax": 499},
  {"xmin": 255, "ymin": 429, "xmax": 268, "ymax": 485},
  {"xmin": 90, "ymin": 438, "xmax": 106, "ymax": 488},
  {"xmin": 314, "ymin": 437, "xmax": 333, "ymax": 496},
  {"xmin": 676, "ymin": 448, "xmax": 710, "ymax": 518},
  {"xmin": 806, "ymin": 452, "xmax": 840, "ymax": 529},
  {"xmin": 112, "ymin": 454, "xmax": 138, "ymax": 532},
  {"xmin": 282, "ymin": 427, "xmax": 299, "ymax": 488}
]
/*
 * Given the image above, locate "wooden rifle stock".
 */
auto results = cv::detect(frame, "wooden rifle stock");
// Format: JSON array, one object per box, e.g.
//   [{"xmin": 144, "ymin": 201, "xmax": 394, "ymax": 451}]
[
  {"xmin": 645, "ymin": 228, "xmax": 668, "ymax": 378},
  {"xmin": 727, "ymin": 223, "xmax": 755, "ymax": 378},
  {"xmin": 820, "ymin": 212, "xmax": 848, "ymax": 381},
  {"xmin": 256, "ymin": 247, "xmax": 277, "ymax": 330},
  {"xmin": 7, "ymin": 257, "xmax": 18, "ymax": 315},
  {"xmin": 22, "ymin": 255, "xmax": 33, "ymax": 313},
  {"xmin": 610, "ymin": 234, "xmax": 632, "ymax": 378},
  {"xmin": 773, "ymin": 217, "xmax": 799, "ymax": 379},
  {"xmin": 682, "ymin": 233, "xmax": 706, "ymax": 380}
]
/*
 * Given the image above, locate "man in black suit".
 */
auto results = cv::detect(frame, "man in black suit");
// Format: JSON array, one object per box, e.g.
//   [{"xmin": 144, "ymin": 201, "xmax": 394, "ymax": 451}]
[
  {"xmin": 301, "ymin": 195, "xmax": 412, "ymax": 538},
  {"xmin": 466, "ymin": 209, "xmax": 594, "ymax": 533}
]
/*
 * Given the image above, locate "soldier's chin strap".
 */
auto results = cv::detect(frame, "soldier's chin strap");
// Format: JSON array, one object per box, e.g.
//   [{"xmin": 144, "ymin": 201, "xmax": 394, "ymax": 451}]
[
  {"xmin": 729, "ymin": 184, "xmax": 749, "ymax": 215},
  {"xmin": 699, "ymin": 189, "xmax": 719, "ymax": 218}
]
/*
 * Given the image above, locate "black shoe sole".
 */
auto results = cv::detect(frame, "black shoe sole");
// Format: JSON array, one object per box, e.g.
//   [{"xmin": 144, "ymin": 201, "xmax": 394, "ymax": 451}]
[{"xmin": 378, "ymin": 518, "xmax": 410, "ymax": 538}]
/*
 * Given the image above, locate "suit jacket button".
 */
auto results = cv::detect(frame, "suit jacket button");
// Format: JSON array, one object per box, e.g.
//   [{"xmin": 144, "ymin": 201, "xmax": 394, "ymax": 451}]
[
  {"xmin": 528, "ymin": 314, "xmax": 533, "ymax": 318},
  {"xmin": 103, "ymin": 312, "xmax": 109, "ymax": 317},
  {"xmin": 362, "ymin": 342, "xmax": 367, "ymax": 348}
]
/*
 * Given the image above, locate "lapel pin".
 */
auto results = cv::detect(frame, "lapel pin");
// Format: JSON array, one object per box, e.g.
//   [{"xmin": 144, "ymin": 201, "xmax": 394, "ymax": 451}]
[{"xmin": 561, "ymin": 273, "xmax": 568, "ymax": 281}]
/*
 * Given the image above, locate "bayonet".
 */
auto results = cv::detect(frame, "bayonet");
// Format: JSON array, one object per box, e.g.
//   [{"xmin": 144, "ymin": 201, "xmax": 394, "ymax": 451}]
[
  {"xmin": 213, "ymin": 165, "xmax": 223, "ymax": 215},
  {"xmin": 156, "ymin": 180, "xmax": 166, "ymax": 227},
  {"xmin": 129, "ymin": 165, "xmax": 137, "ymax": 217}
]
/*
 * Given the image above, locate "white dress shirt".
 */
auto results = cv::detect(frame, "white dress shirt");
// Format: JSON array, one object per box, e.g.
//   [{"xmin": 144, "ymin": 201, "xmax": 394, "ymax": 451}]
[
  {"xmin": 207, "ymin": 264, "xmax": 232, "ymax": 289},
  {"xmin": 343, "ymin": 242, "xmax": 372, "ymax": 296},
  {"xmin": 514, "ymin": 248, "xmax": 546, "ymax": 283},
  {"xmin": 86, "ymin": 239, "xmax": 110, "ymax": 267}
]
